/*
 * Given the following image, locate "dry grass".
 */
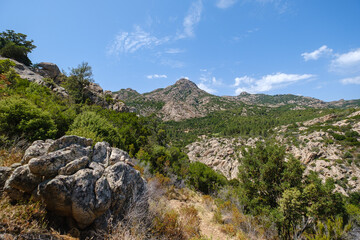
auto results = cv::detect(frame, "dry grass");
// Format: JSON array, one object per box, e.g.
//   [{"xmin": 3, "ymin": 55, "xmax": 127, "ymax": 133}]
[
  {"xmin": 180, "ymin": 206, "xmax": 201, "ymax": 239},
  {"xmin": 211, "ymin": 200, "xmax": 278, "ymax": 240},
  {"xmin": 0, "ymin": 149, "xmax": 23, "ymax": 167},
  {"xmin": 0, "ymin": 195, "xmax": 47, "ymax": 235}
]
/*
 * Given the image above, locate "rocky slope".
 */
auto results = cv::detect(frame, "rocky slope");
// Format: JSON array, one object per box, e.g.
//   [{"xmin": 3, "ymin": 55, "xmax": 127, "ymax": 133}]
[
  {"xmin": 0, "ymin": 56, "xmax": 129, "ymax": 113},
  {"xmin": 0, "ymin": 135, "xmax": 147, "ymax": 233},
  {"xmin": 114, "ymin": 79, "xmax": 360, "ymax": 121},
  {"xmin": 186, "ymin": 110, "xmax": 360, "ymax": 195}
]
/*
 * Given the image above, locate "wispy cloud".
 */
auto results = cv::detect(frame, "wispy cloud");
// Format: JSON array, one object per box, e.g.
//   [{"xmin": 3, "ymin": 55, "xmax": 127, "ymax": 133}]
[
  {"xmin": 340, "ymin": 76, "xmax": 360, "ymax": 85},
  {"xmin": 197, "ymin": 69, "xmax": 222, "ymax": 94},
  {"xmin": 108, "ymin": 26, "xmax": 170, "ymax": 55},
  {"xmin": 178, "ymin": 0, "xmax": 203, "ymax": 39},
  {"xmin": 109, "ymin": 1, "xmax": 203, "ymax": 57},
  {"xmin": 253, "ymin": 0, "xmax": 289, "ymax": 14},
  {"xmin": 330, "ymin": 48, "xmax": 360, "ymax": 73},
  {"xmin": 198, "ymin": 82, "xmax": 217, "ymax": 94},
  {"xmin": 216, "ymin": 0, "xmax": 237, "ymax": 9},
  {"xmin": 233, "ymin": 73, "xmax": 314, "ymax": 94},
  {"xmin": 301, "ymin": 45, "xmax": 333, "ymax": 61},
  {"xmin": 165, "ymin": 48, "xmax": 184, "ymax": 54},
  {"xmin": 147, "ymin": 74, "xmax": 168, "ymax": 79}
]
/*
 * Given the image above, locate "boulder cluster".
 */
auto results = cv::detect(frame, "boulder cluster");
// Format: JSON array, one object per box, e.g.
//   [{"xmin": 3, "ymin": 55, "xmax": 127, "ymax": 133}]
[{"xmin": 0, "ymin": 135, "xmax": 147, "ymax": 230}]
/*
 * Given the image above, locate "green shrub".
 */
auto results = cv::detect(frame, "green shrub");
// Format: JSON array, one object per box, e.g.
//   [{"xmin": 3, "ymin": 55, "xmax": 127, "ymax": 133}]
[
  {"xmin": 67, "ymin": 111, "xmax": 120, "ymax": 146},
  {"xmin": 187, "ymin": 162, "xmax": 228, "ymax": 194},
  {"xmin": 0, "ymin": 97, "xmax": 57, "ymax": 141},
  {"xmin": 332, "ymin": 133, "xmax": 346, "ymax": 141}
]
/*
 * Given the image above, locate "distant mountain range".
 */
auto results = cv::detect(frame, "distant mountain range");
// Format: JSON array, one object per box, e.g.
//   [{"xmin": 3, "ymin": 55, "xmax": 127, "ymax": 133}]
[{"xmin": 113, "ymin": 78, "xmax": 360, "ymax": 121}]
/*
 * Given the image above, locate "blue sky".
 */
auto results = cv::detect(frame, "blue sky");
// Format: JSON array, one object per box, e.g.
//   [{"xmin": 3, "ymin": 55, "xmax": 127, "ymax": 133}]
[{"xmin": 1, "ymin": 0, "xmax": 360, "ymax": 101}]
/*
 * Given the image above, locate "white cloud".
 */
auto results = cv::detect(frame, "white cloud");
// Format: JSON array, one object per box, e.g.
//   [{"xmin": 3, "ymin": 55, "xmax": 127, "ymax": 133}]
[
  {"xmin": 234, "ymin": 73, "xmax": 314, "ymax": 94},
  {"xmin": 165, "ymin": 48, "xmax": 184, "ymax": 54},
  {"xmin": 178, "ymin": 0, "xmax": 203, "ymax": 39},
  {"xmin": 108, "ymin": 26, "xmax": 170, "ymax": 55},
  {"xmin": 198, "ymin": 82, "xmax": 217, "ymax": 94},
  {"xmin": 233, "ymin": 76, "xmax": 254, "ymax": 87},
  {"xmin": 211, "ymin": 77, "xmax": 222, "ymax": 86},
  {"xmin": 109, "ymin": 1, "xmax": 203, "ymax": 57},
  {"xmin": 340, "ymin": 76, "xmax": 360, "ymax": 85},
  {"xmin": 301, "ymin": 45, "xmax": 333, "ymax": 61},
  {"xmin": 147, "ymin": 74, "xmax": 168, "ymax": 79},
  {"xmin": 331, "ymin": 48, "xmax": 360, "ymax": 73},
  {"xmin": 216, "ymin": 0, "xmax": 237, "ymax": 9}
]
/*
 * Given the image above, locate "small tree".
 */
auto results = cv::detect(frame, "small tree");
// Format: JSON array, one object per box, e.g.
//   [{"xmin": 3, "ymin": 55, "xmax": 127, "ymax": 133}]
[
  {"xmin": 63, "ymin": 62, "xmax": 94, "ymax": 103},
  {"xmin": 0, "ymin": 30, "xmax": 36, "ymax": 66}
]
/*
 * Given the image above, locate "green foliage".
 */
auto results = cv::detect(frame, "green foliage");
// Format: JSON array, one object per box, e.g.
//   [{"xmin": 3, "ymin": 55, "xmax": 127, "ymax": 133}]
[
  {"xmin": 62, "ymin": 62, "xmax": 94, "ymax": 103},
  {"xmin": 105, "ymin": 94, "xmax": 114, "ymax": 104},
  {"xmin": 0, "ymin": 59, "xmax": 15, "ymax": 74},
  {"xmin": 303, "ymin": 174, "xmax": 345, "ymax": 220},
  {"xmin": 187, "ymin": 162, "xmax": 228, "ymax": 194},
  {"xmin": 238, "ymin": 142, "xmax": 303, "ymax": 212},
  {"xmin": 136, "ymin": 145, "xmax": 189, "ymax": 177},
  {"xmin": 305, "ymin": 217, "xmax": 351, "ymax": 240},
  {"xmin": 0, "ymin": 97, "xmax": 57, "ymax": 141},
  {"xmin": 0, "ymin": 30, "xmax": 36, "ymax": 66},
  {"xmin": 67, "ymin": 111, "xmax": 121, "ymax": 146},
  {"xmin": 279, "ymin": 188, "xmax": 304, "ymax": 239},
  {"xmin": 165, "ymin": 106, "xmax": 338, "ymax": 147}
]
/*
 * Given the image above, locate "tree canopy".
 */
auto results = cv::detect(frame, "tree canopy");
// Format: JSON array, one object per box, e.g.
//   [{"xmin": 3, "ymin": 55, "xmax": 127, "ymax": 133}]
[{"xmin": 0, "ymin": 30, "xmax": 36, "ymax": 66}]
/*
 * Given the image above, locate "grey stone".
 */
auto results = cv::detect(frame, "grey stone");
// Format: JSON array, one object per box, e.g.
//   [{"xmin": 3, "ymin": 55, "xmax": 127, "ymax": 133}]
[
  {"xmin": 4, "ymin": 136, "xmax": 147, "ymax": 231},
  {"xmin": 4, "ymin": 165, "xmax": 42, "ymax": 193},
  {"xmin": 0, "ymin": 167, "xmax": 12, "ymax": 191},
  {"xmin": 22, "ymin": 139, "xmax": 54, "ymax": 164}
]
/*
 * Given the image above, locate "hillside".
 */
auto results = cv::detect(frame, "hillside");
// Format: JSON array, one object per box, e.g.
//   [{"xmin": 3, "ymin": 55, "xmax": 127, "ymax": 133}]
[
  {"xmin": 115, "ymin": 79, "xmax": 360, "ymax": 121},
  {"xmin": 186, "ymin": 110, "xmax": 360, "ymax": 195}
]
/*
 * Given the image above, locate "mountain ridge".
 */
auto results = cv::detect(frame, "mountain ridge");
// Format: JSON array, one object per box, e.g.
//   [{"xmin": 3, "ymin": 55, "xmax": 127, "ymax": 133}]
[{"xmin": 113, "ymin": 78, "xmax": 360, "ymax": 121}]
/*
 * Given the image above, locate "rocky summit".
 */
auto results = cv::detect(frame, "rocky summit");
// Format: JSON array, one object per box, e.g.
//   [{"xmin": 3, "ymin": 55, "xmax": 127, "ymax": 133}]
[{"xmin": 1, "ymin": 135, "xmax": 147, "ymax": 231}]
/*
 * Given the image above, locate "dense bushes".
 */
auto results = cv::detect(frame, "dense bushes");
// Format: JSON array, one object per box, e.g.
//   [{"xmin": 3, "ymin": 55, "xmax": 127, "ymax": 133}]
[
  {"xmin": 67, "ymin": 111, "xmax": 121, "ymax": 146},
  {"xmin": 0, "ymin": 97, "xmax": 57, "ymax": 141},
  {"xmin": 237, "ymin": 142, "xmax": 348, "ymax": 239},
  {"xmin": 136, "ymin": 145, "xmax": 189, "ymax": 177},
  {"xmin": 187, "ymin": 162, "xmax": 228, "ymax": 194}
]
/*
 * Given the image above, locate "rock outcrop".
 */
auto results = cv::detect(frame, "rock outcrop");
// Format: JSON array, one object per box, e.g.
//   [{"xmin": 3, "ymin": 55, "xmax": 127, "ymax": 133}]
[
  {"xmin": 0, "ymin": 56, "xmax": 130, "ymax": 113},
  {"xmin": 34, "ymin": 62, "xmax": 62, "ymax": 82},
  {"xmin": 0, "ymin": 56, "xmax": 69, "ymax": 98},
  {"xmin": 3, "ymin": 135, "xmax": 147, "ymax": 230}
]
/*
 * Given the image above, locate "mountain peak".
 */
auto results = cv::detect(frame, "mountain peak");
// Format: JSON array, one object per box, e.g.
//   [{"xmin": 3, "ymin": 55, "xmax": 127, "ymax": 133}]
[
  {"xmin": 175, "ymin": 78, "xmax": 197, "ymax": 87},
  {"xmin": 239, "ymin": 91, "xmax": 250, "ymax": 96}
]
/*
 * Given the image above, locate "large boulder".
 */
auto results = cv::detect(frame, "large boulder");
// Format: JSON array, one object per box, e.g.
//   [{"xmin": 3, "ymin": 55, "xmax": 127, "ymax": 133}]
[
  {"xmin": 3, "ymin": 135, "xmax": 147, "ymax": 231},
  {"xmin": 36, "ymin": 62, "xmax": 61, "ymax": 81}
]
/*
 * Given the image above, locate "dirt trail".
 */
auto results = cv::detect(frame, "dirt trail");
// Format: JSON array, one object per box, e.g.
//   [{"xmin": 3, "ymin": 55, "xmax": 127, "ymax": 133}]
[{"xmin": 168, "ymin": 193, "xmax": 234, "ymax": 240}]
